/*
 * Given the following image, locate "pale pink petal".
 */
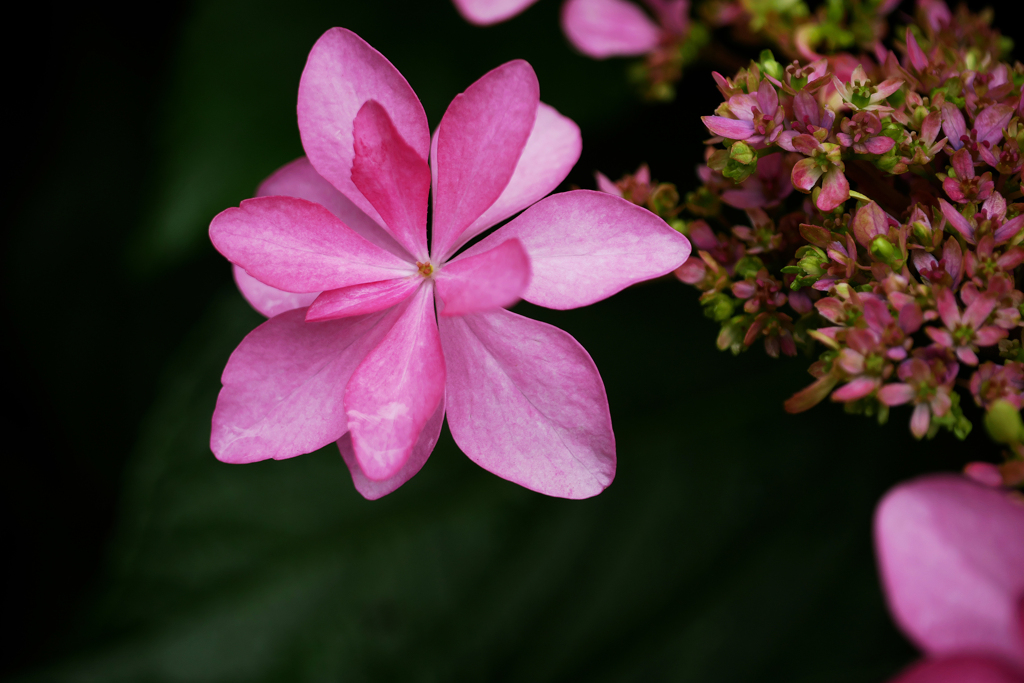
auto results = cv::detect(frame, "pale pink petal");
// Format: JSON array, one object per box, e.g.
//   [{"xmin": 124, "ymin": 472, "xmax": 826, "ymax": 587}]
[
  {"xmin": 888, "ymin": 656, "xmax": 1024, "ymax": 683},
  {"xmin": 435, "ymin": 239, "xmax": 531, "ymax": 316},
  {"xmin": 976, "ymin": 326, "xmax": 1008, "ymax": 346},
  {"xmin": 561, "ymin": 0, "xmax": 661, "ymax": 58},
  {"xmin": 297, "ymin": 28, "xmax": 430, "ymax": 229},
  {"xmin": 926, "ymin": 326, "xmax": 955, "ymax": 348},
  {"xmin": 852, "ymin": 201, "xmax": 890, "ymax": 247},
  {"xmin": 212, "ymin": 308, "xmax": 392, "ymax": 464},
  {"xmin": 792, "ymin": 158, "xmax": 824, "ymax": 191},
  {"xmin": 464, "ymin": 190, "xmax": 690, "ymax": 310},
  {"xmin": 939, "ymin": 198, "xmax": 975, "ymax": 243},
  {"xmin": 878, "ymin": 382, "xmax": 916, "ymax": 406},
  {"xmin": 864, "ymin": 136, "xmax": 897, "ymax": 154},
  {"xmin": 431, "ymin": 61, "xmax": 539, "ymax": 261},
  {"xmin": 910, "ymin": 402, "xmax": 931, "ymax": 437},
  {"xmin": 976, "ymin": 104, "xmax": 1015, "ymax": 146},
  {"xmin": 233, "ymin": 265, "xmax": 319, "ymax": 319},
  {"xmin": 701, "ymin": 115, "xmax": 756, "ymax": 140},
  {"xmin": 338, "ymin": 398, "xmax": 445, "ymax": 500},
  {"xmin": 831, "ymin": 376, "xmax": 879, "ymax": 401},
  {"xmin": 438, "ymin": 308, "xmax": 614, "ymax": 498},
  {"xmin": 452, "ymin": 0, "xmax": 541, "ymax": 24},
  {"xmin": 956, "ymin": 347, "xmax": 980, "ymax": 366},
  {"xmin": 595, "ymin": 171, "xmax": 623, "ymax": 196},
  {"xmin": 817, "ymin": 167, "xmax": 850, "ymax": 211},
  {"xmin": 757, "ymin": 79, "xmax": 779, "ymax": 116},
  {"xmin": 210, "ymin": 197, "xmax": 415, "ymax": 293},
  {"xmin": 305, "ymin": 278, "xmax": 420, "ymax": 322},
  {"xmin": 906, "ymin": 28, "xmax": 928, "ymax": 71},
  {"xmin": 351, "ymin": 101, "xmax": 431, "ymax": 260},
  {"xmin": 459, "ymin": 102, "xmax": 582, "ymax": 247},
  {"xmin": 344, "ymin": 285, "xmax": 446, "ymax": 481},
  {"xmin": 875, "ymin": 475, "xmax": 1024, "ymax": 668}
]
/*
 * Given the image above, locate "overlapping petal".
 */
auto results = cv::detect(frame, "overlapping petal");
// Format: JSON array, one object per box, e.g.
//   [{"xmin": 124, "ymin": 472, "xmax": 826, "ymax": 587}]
[
  {"xmin": 233, "ymin": 265, "xmax": 318, "ymax": 319},
  {"xmin": 305, "ymin": 278, "xmax": 420, "ymax": 322},
  {"xmin": 452, "ymin": 0, "xmax": 541, "ymax": 24},
  {"xmin": 561, "ymin": 0, "xmax": 661, "ymax": 58},
  {"xmin": 438, "ymin": 308, "xmax": 615, "ymax": 499},
  {"xmin": 435, "ymin": 239, "xmax": 531, "ymax": 316}
]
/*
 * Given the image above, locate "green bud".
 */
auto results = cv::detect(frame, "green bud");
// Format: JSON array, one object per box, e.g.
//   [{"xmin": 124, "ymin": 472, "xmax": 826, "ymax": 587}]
[
  {"xmin": 668, "ymin": 218, "xmax": 687, "ymax": 233},
  {"xmin": 912, "ymin": 220, "xmax": 932, "ymax": 243},
  {"xmin": 984, "ymin": 400, "xmax": 1024, "ymax": 444},
  {"xmin": 870, "ymin": 235, "xmax": 898, "ymax": 263},
  {"xmin": 759, "ymin": 50, "xmax": 784, "ymax": 80},
  {"xmin": 729, "ymin": 141, "xmax": 756, "ymax": 165},
  {"xmin": 913, "ymin": 106, "xmax": 929, "ymax": 128},
  {"xmin": 702, "ymin": 292, "xmax": 736, "ymax": 322},
  {"xmin": 734, "ymin": 255, "xmax": 765, "ymax": 279}
]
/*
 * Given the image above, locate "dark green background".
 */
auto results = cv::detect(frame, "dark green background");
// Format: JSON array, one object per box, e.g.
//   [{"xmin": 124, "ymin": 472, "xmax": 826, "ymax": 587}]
[{"xmin": 4, "ymin": 1, "xmax": 1012, "ymax": 680}]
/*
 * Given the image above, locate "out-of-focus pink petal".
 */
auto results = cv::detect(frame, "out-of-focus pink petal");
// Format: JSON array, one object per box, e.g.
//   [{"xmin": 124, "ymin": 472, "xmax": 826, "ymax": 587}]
[
  {"xmin": 466, "ymin": 190, "xmax": 690, "ymax": 310},
  {"xmin": 875, "ymin": 475, "xmax": 1024, "ymax": 668},
  {"xmin": 964, "ymin": 295, "xmax": 998, "ymax": 330},
  {"xmin": 212, "ymin": 308, "xmax": 391, "ymax": 463},
  {"xmin": 210, "ymin": 197, "xmax": 415, "ymax": 293},
  {"xmin": 906, "ymin": 28, "xmax": 928, "ymax": 71},
  {"xmin": 436, "ymin": 239, "xmax": 530, "ymax": 316},
  {"xmin": 832, "ymin": 376, "xmax": 879, "ymax": 401},
  {"xmin": 233, "ymin": 265, "xmax": 319, "ymax": 318},
  {"xmin": 878, "ymin": 382, "xmax": 916, "ymax": 406},
  {"xmin": 561, "ymin": 0, "xmax": 661, "ymax": 58},
  {"xmin": 910, "ymin": 402, "xmax": 931, "ymax": 437},
  {"xmin": 995, "ymin": 216, "xmax": 1024, "ymax": 244},
  {"xmin": 701, "ymin": 115, "xmax": 756, "ymax": 140},
  {"xmin": 817, "ymin": 167, "xmax": 850, "ymax": 211},
  {"xmin": 297, "ymin": 29, "xmax": 430, "ymax": 229},
  {"xmin": 338, "ymin": 398, "xmax": 445, "ymax": 500},
  {"xmin": 459, "ymin": 102, "xmax": 582, "ymax": 248},
  {"xmin": 351, "ymin": 101, "xmax": 431, "ymax": 260},
  {"xmin": 888, "ymin": 656, "xmax": 1024, "ymax": 683},
  {"xmin": 305, "ymin": 278, "xmax": 419, "ymax": 322},
  {"xmin": 976, "ymin": 326, "xmax": 1009, "ymax": 346},
  {"xmin": 344, "ymin": 285, "xmax": 446, "ymax": 481},
  {"xmin": 595, "ymin": 171, "xmax": 623, "ymax": 196},
  {"xmin": 899, "ymin": 303, "xmax": 924, "ymax": 334},
  {"xmin": 935, "ymin": 288, "xmax": 962, "ymax": 329},
  {"xmin": 431, "ymin": 60, "xmax": 539, "ymax": 261},
  {"xmin": 438, "ymin": 308, "xmax": 615, "ymax": 499},
  {"xmin": 939, "ymin": 198, "xmax": 975, "ymax": 243},
  {"xmin": 452, "ymin": 0, "xmax": 541, "ymax": 25}
]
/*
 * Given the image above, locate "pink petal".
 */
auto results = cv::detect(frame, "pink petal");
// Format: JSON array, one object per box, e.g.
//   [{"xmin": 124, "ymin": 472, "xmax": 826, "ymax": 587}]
[
  {"xmin": 431, "ymin": 60, "xmax": 539, "ymax": 261},
  {"xmin": 305, "ymin": 278, "xmax": 420, "ymax": 322},
  {"xmin": 910, "ymin": 402, "xmax": 931, "ymax": 438},
  {"xmin": 438, "ymin": 308, "xmax": 614, "ymax": 498},
  {"xmin": 560, "ymin": 0, "xmax": 661, "ymax": 58},
  {"xmin": 233, "ymin": 265, "xmax": 319, "ymax": 319},
  {"xmin": 975, "ymin": 326, "xmax": 1009, "ymax": 346},
  {"xmin": 950, "ymin": 148, "xmax": 975, "ymax": 180},
  {"xmin": 351, "ymin": 101, "xmax": 431, "ymax": 261},
  {"xmin": 888, "ymin": 656, "xmax": 1024, "ymax": 683},
  {"xmin": 906, "ymin": 28, "xmax": 928, "ymax": 71},
  {"xmin": 936, "ymin": 288, "xmax": 962, "ymax": 328},
  {"xmin": 925, "ymin": 326, "xmax": 955, "ymax": 348},
  {"xmin": 212, "ymin": 308, "xmax": 392, "ymax": 463},
  {"xmin": 466, "ymin": 190, "xmax": 690, "ymax": 310},
  {"xmin": 459, "ymin": 102, "xmax": 582, "ymax": 249},
  {"xmin": 956, "ymin": 346, "xmax": 980, "ymax": 366},
  {"xmin": 941, "ymin": 103, "xmax": 967, "ymax": 150},
  {"xmin": 757, "ymin": 79, "xmax": 779, "ymax": 116},
  {"xmin": 297, "ymin": 29, "xmax": 430, "ymax": 230},
  {"xmin": 816, "ymin": 167, "xmax": 850, "ymax": 211},
  {"xmin": 792, "ymin": 158, "xmax": 824, "ymax": 191},
  {"xmin": 878, "ymin": 382, "xmax": 916, "ymax": 406},
  {"xmin": 436, "ymin": 239, "xmax": 531, "ymax": 316},
  {"xmin": 701, "ymin": 115, "xmax": 756, "ymax": 140},
  {"xmin": 995, "ymin": 215, "xmax": 1024, "ymax": 244},
  {"xmin": 338, "ymin": 398, "xmax": 445, "ymax": 500},
  {"xmin": 964, "ymin": 295, "xmax": 998, "ymax": 330},
  {"xmin": 595, "ymin": 171, "xmax": 623, "ymax": 196},
  {"xmin": 852, "ymin": 201, "xmax": 889, "ymax": 247},
  {"xmin": 864, "ymin": 136, "xmax": 897, "ymax": 154},
  {"xmin": 875, "ymin": 475, "xmax": 1024, "ymax": 668},
  {"xmin": 939, "ymin": 198, "xmax": 975, "ymax": 243},
  {"xmin": 899, "ymin": 302, "xmax": 924, "ymax": 334},
  {"xmin": 451, "ymin": 0, "xmax": 541, "ymax": 25},
  {"xmin": 975, "ymin": 104, "xmax": 1015, "ymax": 146},
  {"xmin": 344, "ymin": 284, "xmax": 446, "ymax": 481},
  {"xmin": 831, "ymin": 376, "xmax": 879, "ymax": 401}
]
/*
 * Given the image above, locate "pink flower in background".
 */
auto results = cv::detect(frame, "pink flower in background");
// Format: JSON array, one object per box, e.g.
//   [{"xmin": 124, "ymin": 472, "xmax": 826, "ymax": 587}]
[
  {"xmin": 210, "ymin": 29, "xmax": 690, "ymax": 500},
  {"xmin": 452, "ymin": 0, "xmax": 542, "ymax": 25},
  {"xmin": 875, "ymin": 475, "xmax": 1024, "ymax": 682}
]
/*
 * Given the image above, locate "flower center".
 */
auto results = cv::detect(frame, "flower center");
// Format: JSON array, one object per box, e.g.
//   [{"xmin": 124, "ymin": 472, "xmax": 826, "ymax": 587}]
[{"xmin": 416, "ymin": 261, "xmax": 434, "ymax": 278}]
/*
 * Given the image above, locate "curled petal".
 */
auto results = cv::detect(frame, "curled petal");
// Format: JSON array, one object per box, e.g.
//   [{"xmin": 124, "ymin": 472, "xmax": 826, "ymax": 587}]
[
  {"xmin": 816, "ymin": 167, "xmax": 850, "ymax": 212},
  {"xmin": 435, "ymin": 239, "xmax": 531, "ymax": 316},
  {"xmin": 792, "ymin": 158, "xmax": 824, "ymax": 192},
  {"xmin": 560, "ymin": 0, "xmax": 661, "ymax": 58}
]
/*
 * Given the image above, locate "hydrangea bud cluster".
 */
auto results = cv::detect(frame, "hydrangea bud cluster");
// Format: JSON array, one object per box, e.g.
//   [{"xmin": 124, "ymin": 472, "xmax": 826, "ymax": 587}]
[{"xmin": 602, "ymin": 0, "xmax": 1024, "ymax": 484}]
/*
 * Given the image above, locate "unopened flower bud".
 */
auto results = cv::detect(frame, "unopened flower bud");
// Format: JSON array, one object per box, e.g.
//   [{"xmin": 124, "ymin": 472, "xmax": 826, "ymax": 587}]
[
  {"xmin": 870, "ymin": 235, "xmax": 898, "ymax": 263},
  {"xmin": 911, "ymin": 220, "xmax": 932, "ymax": 243},
  {"xmin": 759, "ymin": 50, "xmax": 784, "ymax": 80},
  {"xmin": 703, "ymin": 292, "xmax": 736, "ymax": 321},
  {"xmin": 984, "ymin": 400, "xmax": 1024, "ymax": 444},
  {"xmin": 729, "ymin": 141, "xmax": 756, "ymax": 165}
]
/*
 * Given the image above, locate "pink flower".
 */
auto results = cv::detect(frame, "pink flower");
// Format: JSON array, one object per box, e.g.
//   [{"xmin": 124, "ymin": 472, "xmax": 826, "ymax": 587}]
[
  {"xmin": 831, "ymin": 65, "xmax": 904, "ymax": 113},
  {"xmin": 790, "ymin": 134, "xmax": 850, "ymax": 211},
  {"xmin": 702, "ymin": 80, "xmax": 784, "ymax": 147},
  {"xmin": 925, "ymin": 288, "xmax": 1007, "ymax": 365},
  {"xmin": 720, "ymin": 152, "xmax": 795, "ymax": 209},
  {"xmin": 970, "ymin": 361, "xmax": 1024, "ymax": 410},
  {"xmin": 208, "ymin": 29, "xmax": 690, "ymax": 500},
  {"xmin": 452, "ymin": 0, "xmax": 541, "ymax": 25},
  {"xmin": 877, "ymin": 356, "xmax": 958, "ymax": 438},
  {"xmin": 939, "ymin": 193, "xmax": 1024, "ymax": 246},
  {"xmin": 562, "ymin": 0, "xmax": 689, "ymax": 58},
  {"xmin": 875, "ymin": 475, "xmax": 1024, "ymax": 682},
  {"xmin": 837, "ymin": 111, "xmax": 898, "ymax": 155},
  {"xmin": 942, "ymin": 148, "xmax": 994, "ymax": 204}
]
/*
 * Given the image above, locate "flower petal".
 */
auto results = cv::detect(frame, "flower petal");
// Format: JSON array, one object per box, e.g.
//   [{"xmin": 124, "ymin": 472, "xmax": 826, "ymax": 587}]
[
  {"xmin": 459, "ymin": 103, "xmax": 582, "ymax": 247},
  {"xmin": 436, "ymin": 239, "xmax": 531, "ymax": 317},
  {"xmin": 351, "ymin": 101, "xmax": 431, "ymax": 261},
  {"xmin": 701, "ymin": 115, "xmax": 756, "ymax": 140},
  {"xmin": 233, "ymin": 265, "xmax": 319, "ymax": 319},
  {"xmin": 975, "ymin": 104, "xmax": 1014, "ymax": 146},
  {"xmin": 831, "ymin": 376, "xmax": 879, "ymax": 402},
  {"xmin": 210, "ymin": 196, "xmax": 415, "ymax": 293},
  {"xmin": 344, "ymin": 284, "xmax": 446, "ymax": 481},
  {"xmin": 852, "ymin": 201, "xmax": 889, "ymax": 247},
  {"xmin": 297, "ymin": 28, "xmax": 430, "ymax": 229},
  {"xmin": 452, "ymin": 0, "xmax": 541, "ymax": 24},
  {"xmin": 338, "ymin": 398, "xmax": 445, "ymax": 500},
  {"xmin": 888, "ymin": 655, "xmax": 1024, "ymax": 683},
  {"xmin": 560, "ymin": 0, "xmax": 661, "ymax": 59},
  {"xmin": 878, "ymin": 382, "xmax": 915, "ymax": 406},
  {"xmin": 211, "ymin": 308, "xmax": 391, "ymax": 464},
  {"xmin": 816, "ymin": 167, "xmax": 850, "ymax": 211},
  {"xmin": 438, "ymin": 308, "xmax": 614, "ymax": 498},
  {"xmin": 595, "ymin": 171, "xmax": 623, "ymax": 196},
  {"xmin": 875, "ymin": 475, "xmax": 1024, "ymax": 668},
  {"xmin": 465, "ymin": 190, "xmax": 690, "ymax": 310},
  {"xmin": 941, "ymin": 103, "xmax": 967, "ymax": 150},
  {"xmin": 792, "ymin": 158, "xmax": 824, "ymax": 191},
  {"xmin": 431, "ymin": 60, "xmax": 539, "ymax": 261},
  {"xmin": 305, "ymin": 277, "xmax": 420, "ymax": 322},
  {"xmin": 939, "ymin": 198, "xmax": 975, "ymax": 243}
]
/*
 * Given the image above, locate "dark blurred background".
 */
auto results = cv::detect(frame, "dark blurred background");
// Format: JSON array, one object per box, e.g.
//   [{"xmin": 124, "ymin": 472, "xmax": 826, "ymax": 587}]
[{"xmin": 3, "ymin": 1, "xmax": 1017, "ymax": 680}]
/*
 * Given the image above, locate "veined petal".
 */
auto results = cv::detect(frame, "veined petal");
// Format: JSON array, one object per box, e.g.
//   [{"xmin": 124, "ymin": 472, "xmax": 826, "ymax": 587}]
[
  {"xmin": 210, "ymin": 197, "xmax": 415, "ymax": 293},
  {"xmin": 351, "ymin": 101, "xmax": 431, "ymax": 260},
  {"xmin": 817, "ymin": 167, "xmax": 850, "ymax": 211},
  {"xmin": 338, "ymin": 398, "xmax": 445, "ymax": 500},
  {"xmin": 792, "ymin": 158, "xmax": 824, "ymax": 191},
  {"xmin": 941, "ymin": 103, "xmax": 966, "ymax": 150},
  {"xmin": 939, "ymin": 198, "xmax": 976, "ymax": 243},
  {"xmin": 211, "ymin": 308, "xmax": 391, "ymax": 464},
  {"xmin": 560, "ymin": 0, "xmax": 661, "ymax": 58},
  {"xmin": 875, "ymin": 475, "xmax": 1024, "ymax": 668},
  {"xmin": 298, "ymin": 28, "xmax": 430, "ymax": 228},
  {"xmin": 464, "ymin": 190, "xmax": 690, "ymax": 310},
  {"xmin": 458, "ymin": 103, "xmax": 582, "ymax": 249},
  {"xmin": 233, "ymin": 265, "xmax": 318, "ymax": 319},
  {"xmin": 305, "ymin": 277, "xmax": 420, "ymax": 322},
  {"xmin": 452, "ymin": 0, "xmax": 541, "ymax": 24},
  {"xmin": 905, "ymin": 28, "xmax": 928, "ymax": 71},
  {"xmin": 438, "ymin": 308, "xmax": 615, "ymax": 499},
  {"xmin": 344, "ymin": 284, "xmax": 445, "ymax": 481},
  {"xmin": 431, "ymin": 60, "xmax": 539, "ymax": 261},
  {"xmin": 701, "ymin": 115, "xmax": 756, "ymax": 140},
  {"xmin": 975, "ymin": 104, "xmax": 1014, "ymax": 146},
  {"xmin": 436, "ymin": 239, "xmax": 531, "ymax": 316}
]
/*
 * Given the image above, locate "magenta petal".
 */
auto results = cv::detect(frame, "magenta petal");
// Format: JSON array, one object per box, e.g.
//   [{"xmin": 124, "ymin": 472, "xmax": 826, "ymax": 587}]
[
  {"xmin": 906, "ymin": 28, "xmax": 928, "ymax": 71},
  {"xmin": 431, "ymin": 60, "xmax": 539, "ymax": 261},
  {"xmin": 436, "ymin": 239, "xmax": 531, "ymax": 316},
  {"xmin": 701, "ymin": 115, "xmax": 756, "ymax": 140},
  {"xmin": 964, "ymin": 295, "xmax": 998, "ymax": 330},
  {"xmin": 875, "ymin": 475, "xmax": 1024, "ymax": 668},
  {"xmin": 438, "ymin": 308, "xmax": 615, "ymax": 498},
  {"xmin": 338, "ymin": 398, "xmax": 445, "ymax": 500},
  {"xmin": 878, "ymin": 382, "xmax": 916, "ymax": 406},
  {"xmin": 995, "ymin": 215, "xmax": 1024, "ymax": 244},
  {"xmin": 210, "ymin": 197, "xmax": 415, "ymax": 293},
  {"xmin": 852, "ymin": 201, "xmax": 889, "ymax": 247},
  {"xmin": 975, "ymin": 104, "xmax": 1015, "ymax": 146},
  {"xmin": 792, "ymin": 158, "xmax": 824, "ymax": 191},
  {"xmin": 941, "ymin": 103, "xmax": 967, "ymax": 150},
  {"xmin": 939, "ymin": 199, "xmax": 975, "ymax": 243},
  {"xmin": 344, "ymin": 285, "xmax": 446, "ymax": 480},
  {"xmin": 816, "ymin": 167, "xmax": 850, "ymax": 211},
  {"xmin": 211, "ymin": 308, "xmax": 391, "ymax": 464},
  {"xmin": 297, "ymin": 29, "xmax": 430, "ymax": 228},
  {"xmin": 888, "ymin": 656, "xmax": 1024, "ymax": 683},
  {"xmin": 975, "ymin": 326, "xmax": 1008, "ymax": 346},
  {"xmin": 864, "ymin": 136, "xmax": 897, "ymax": 154},
  {"xmin": 452, "ymin": 0, "xmax": 541, "ymax": 24},
  {"xmin": 560, "ymin": 0, "xmax": 661, "ymax": 58},
  {"xmin": 233, "ymin": 265, "xmax": 318, "ymax": 318},
  {"xmin": 460, "ymin": 102, "xmax": 582, "ymax": 248},
  {"xmin": 351, "ymin": 101, "xmax": 431, "ymax": 260},
  {"xmin": 595, "ymin": 171, "xmax": 623, "ymax": 196},
  {"xmin": 466, "ymin": 190, "xmax": 690, "ymax": 310},
  {"xmin": 935, "ymin": 288, "xmax": 962, "ymax": 329},
  {"xmin": 305, "ymin": 278, "xmax": 419, "ymax": 322}
]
